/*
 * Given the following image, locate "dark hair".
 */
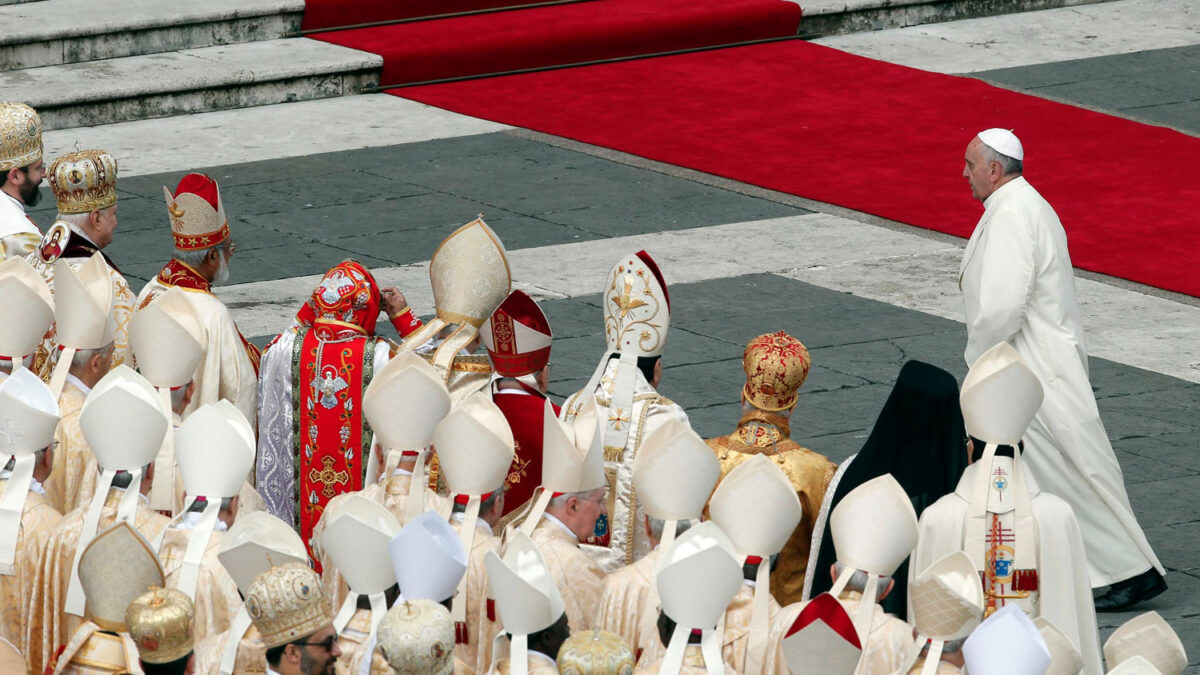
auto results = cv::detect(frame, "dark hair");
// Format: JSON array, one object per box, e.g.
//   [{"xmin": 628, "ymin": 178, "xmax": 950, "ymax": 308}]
[
  {"xmin": 656, "ymin": 611, "xmax": 702, "ymax": 647},
  {"xmin": 0, "ymin": 168, "xmax": 11, "ymax": 184},
  {"xmin": 140, "ymin": 653, "xmax": 192, "ymax": 675},
  {"xmin": 186, "ymin": 497, "xmax": 233, "ymax": 513},
  {"xmin": 264, "ymin": 644, "xmax": 287, "ymax": 667},
  {"xmin": 528, "ymin": 612, "xmax": 570, "ymax": 658},
  {"xmin": 607, "ymin": 353, "xmax": 662, "ymax": 385},
  {"xmin": 969, "ymin": 436, "xmax": 1022, "ymax": 463},
  {"xmin": 741, "ymin": 554, "xmax": 779, "ymax": 582},
  {"xmin": 111, "ymin": 470, "xmax": 135, "ymax": 490},
  {"xmin": 451, "ymin": 488, "xmax": 504, "ymax": 517},
  {"xmin": 357, "ymin": 584, "xmax": 400, "ymax": 610}
]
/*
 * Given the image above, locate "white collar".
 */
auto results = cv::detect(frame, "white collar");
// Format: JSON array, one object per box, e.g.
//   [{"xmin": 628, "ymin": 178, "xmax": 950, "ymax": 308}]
[
  {"xmin": 0, "ymin": 471, "xmax": 44, "ymax": 495},
  {"xmin": 267, "ymin": 669, "xmax": 283, "ymax": 675},
  {"xmin": 1, "ymin": 190, "xmax": 24, "ymax": 213},
  {"xmin": 450, "ymin": 510, "xmax": 494, "ymax": 535},
  {"xmin": 66, "ymin": 373, "xmax": 92, "ymax": 395},
  {"xmin": 542, "ymin": 513, "xmax": 577, "ymax": 541},
  {"xmin": 982, "ymin": 176, "xmax": 1027, "ymax": 210},
  {"xmin": 175, "ymin": 508, "xmax": 230, "ymax": 532},
  {"xmin": 392, "ymin": 467, "xmax": 412, "ymax": 477},
  {"xmin": 67, "ymin": 223, "xmax": 99, "ymax": 248}
]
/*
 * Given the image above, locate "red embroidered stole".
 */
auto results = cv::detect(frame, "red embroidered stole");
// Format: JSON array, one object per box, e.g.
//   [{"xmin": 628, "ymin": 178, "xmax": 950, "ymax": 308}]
[
  {"xmin": 293, "ymin": 327, "xmax": 376, "ymax": 568},
  {"xmin": 493, "ymin": 384, "xmax": 559, "ymax": 519},
  {"xmin": 152, "ymin": 259, "xmax": 261, "ymax": 375}
]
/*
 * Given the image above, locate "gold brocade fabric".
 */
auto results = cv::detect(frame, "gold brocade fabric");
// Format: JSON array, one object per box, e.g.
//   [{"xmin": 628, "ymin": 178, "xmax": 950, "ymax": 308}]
[
  {"xmin": 635, "ymin": 582, "xmax": 779, "ymax": 671},
  {"xmin": 596, "ymin": 548, "xmax": 660, "ymax": 662},
  {"xmin": 158, "ymin": 527, "xmax": 242, "ymax": 644},
  {"xmin": 52, "ymin": 622, "xmax": 139, "ymax": 674},
  {"xmin": 0, "ymin": 484, "xmax": 61, "ymax": 650},
  {"xmin": 706, "ymin": 411, "xmax": 836, "ymax": 606},
  {"xmin": 633, "ymin": 645, "xmax": 737, "ymax": 674},
  {"xmin": 192, "ymin": 623, "xmax": 269, "ymax": 675},
  {"xmin": 26, "ymin": 237, "xmax": 136, "ymax": 379},
  {"xmin": 43, "ymin": 381, "xmax": 98, "ymax": 514},
  {"xmin": 530, "ymin": 519, "xmax": 607, "ymax": 634},
  {"xmin": 488, "ymin": 651, "xmax": 559, "ymax": 674},
  {"xmin": 24, "ymin": 489, "xmax": 170, "ymax": 675},
  {"xmin": 908, "ymin": 658, "xmax": 962, "ymax": 674},
  {"xmin": 334, "ymin": 609, "xmax": 372, "ymax": 675},
  {"xmin": 311, "ymin": 476, "xmax": 450, "ymax": 612},
  {"xmin": 452, "ymin": 521, "xmax": 503, "ymax": 675},
  {"xmin": 0, "ymin": 232, "xmax": 39, "ymax": 262},
  {"xmin": 763, "ymin": 591, "xmax": 914, "ymax": 675}
]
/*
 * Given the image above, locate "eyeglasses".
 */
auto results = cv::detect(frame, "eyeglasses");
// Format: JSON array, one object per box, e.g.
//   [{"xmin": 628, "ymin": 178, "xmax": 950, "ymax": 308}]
[{"xmin": 295, "ymin": 635, "xmax": 338, "ymax": 651}]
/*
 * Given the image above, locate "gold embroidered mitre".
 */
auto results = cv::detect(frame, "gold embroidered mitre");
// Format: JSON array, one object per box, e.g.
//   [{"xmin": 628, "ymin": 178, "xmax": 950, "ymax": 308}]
[
  {"xmin": 126, "ymin": 587, "xmax": 195, "ymax": 664},
  {"xmin": 603, "ymin": 250, "xmax": 669, "ymax": 358},
  {"xmin": 376, "ymin": 600, "xmax": 454, "ymax": 675},
  {"xmin": 48, "ymin": 149, "xmax": 118, "ymax": 214},
  {"xmin": 0, "ymin": 103, "xmax": 41, "ymax": 171},
  {"xmin": 79, "ymin": 522, "xmax": 167, "ymax": 632},
  {"xmin": 162, "ymin": 173, "xmax": 229, "ymax": 251},
  {"xmin": 245, "ymin": 562, "xmax": 333, "ymax": 648},
  {"xmin": 429, "ymin": 217, "xmax": 511, "ymax": 328},
  {"xmin": 743, "ymin": 331, "xmax": 810, "ymax": 412},
  {"xmin": 558, "ymin": 629, "xmax": 635, "ymax": 675}
]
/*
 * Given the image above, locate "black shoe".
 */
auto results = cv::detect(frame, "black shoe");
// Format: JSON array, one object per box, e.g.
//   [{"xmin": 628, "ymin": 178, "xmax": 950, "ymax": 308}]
[{"xmin": 1094, "ymin": 569, "xmax": 1167, "ymax": 612}]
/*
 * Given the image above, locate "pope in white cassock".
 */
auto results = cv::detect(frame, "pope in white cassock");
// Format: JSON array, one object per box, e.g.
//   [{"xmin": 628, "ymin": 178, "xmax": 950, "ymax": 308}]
[
  {"xmin": 958, "ymin": 128, "xmax": 1163, "ymax": 611},
  {"xmin": 910, "ymin": 341, "xmax": 1102, "ymax": 674}
]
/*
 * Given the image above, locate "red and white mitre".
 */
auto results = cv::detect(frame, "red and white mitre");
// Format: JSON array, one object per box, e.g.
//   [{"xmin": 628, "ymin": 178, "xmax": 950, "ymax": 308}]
[
  {"xmin": 162, "ymin": 173, "xmax": 230, "ymax": 251},
  {"xmin": 480, "ymin": 290, "xmax": 552, "ymax": 378},
  {"xmin": 782, "ymin": 593, "xmax": 863, "ymax": 675}
]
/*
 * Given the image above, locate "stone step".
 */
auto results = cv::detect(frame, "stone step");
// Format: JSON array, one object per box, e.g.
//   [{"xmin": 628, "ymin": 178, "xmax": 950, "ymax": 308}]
[
  {"xmin": 0, "ymin": 0, "xmax": 304, "ymax": 71},
  {"xmin": 792, "ymin": 0, "xmax": 1115, "ymax": 38},
  {"xmin": 4, "ymin": 38, "xmax": 382, "ymax": 130}
]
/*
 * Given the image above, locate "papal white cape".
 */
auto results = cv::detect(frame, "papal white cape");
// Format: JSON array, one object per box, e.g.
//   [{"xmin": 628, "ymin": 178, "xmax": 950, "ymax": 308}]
[{"xmin": 959, "ymin": 176, "xmax": 1162, "ymax": 587}]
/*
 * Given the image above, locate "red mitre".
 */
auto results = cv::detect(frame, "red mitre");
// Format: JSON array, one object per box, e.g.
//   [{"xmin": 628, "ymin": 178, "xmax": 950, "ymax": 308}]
[{"xmin": 479, "ymin": 290, "xmax": 552, "ymax": 376}]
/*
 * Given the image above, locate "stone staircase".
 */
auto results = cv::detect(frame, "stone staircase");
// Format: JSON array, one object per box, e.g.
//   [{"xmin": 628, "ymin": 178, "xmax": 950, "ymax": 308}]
[{"xmin": 0, "ymin": 0, "xmax": 381, "ymax": 129}]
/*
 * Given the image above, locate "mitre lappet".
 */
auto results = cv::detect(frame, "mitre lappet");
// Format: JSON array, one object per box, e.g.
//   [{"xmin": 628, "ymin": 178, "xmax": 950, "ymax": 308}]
[
  {"xmin": 361, "ymin": 351, "xmax": 451, "ymax": 514},
  {"xmin": 0, "ymin": 257, "xmax": 54, "ymax": 371},
  {"xmin": 215, "ymin": 511, "xmax": 307, "ymax": 675},
  {"xmin": 708, "ymin": 454, "xmax": 803, "ymax": 674},
  {"xmin": 129, "ymin": 286, "xmax": 205, "ymax": 512},
  {"xmin": 781, "ymin": 593, "xmax": 863, "ymax": 675},
  {"xmin": 901, "ymin": 552, "xmax": 985, "ymax": 675},
  {"xmin": 517, "ymin": 398, "xmax": 605, "ymax": 536},
  {"xmin": 430, "ymin": 391, "xmax": 514, "ymax": 638},
  {"xmin": 65, "ymin": 365, "xmax": 169, "ymax": 617},
  {"xmin": 317, "ymin": 494, "xmax": 401, "ymax": 636},
  {"xmin": 1034, "ymin": 617, "xmax": 1083, "ymax": 675},
  {"xmin": 0, "ymin": 367, "xmax": 58, "ymax": 575},
  {"xmin": 56, "ymin": 522, "xmax": 165, "ymax": 674},
  {"xmin": 126, "ymin": 586, "xmax": 195, "ymax": 667},
  {"xmin": 963, "ymin": 604, "xmax": 1051, "ymax": 675},
  {"xmin": 1103, "ymin": 611, "xmax": 1187, "ymax": 675},
  {"xmin": 828, "ymin": 474, "xmax": 919, "ymax": 650},
  {"xmin": 394, "ymin": 217, "xmax": 511, "ymax": 397},
  {"xmin": 654, "ymin": 521, "xmax": 743, "ymax": 675},
  {"xmin": 484, "ymin": 531, "xmax": 566, "ymax": 675},
  {"xmin": 153, "ymin": 400, "xmax": 255, "ymax": 599},
  {"xmin": 46, "ymin": 252, "xmax": 116, "ymax": 399}
]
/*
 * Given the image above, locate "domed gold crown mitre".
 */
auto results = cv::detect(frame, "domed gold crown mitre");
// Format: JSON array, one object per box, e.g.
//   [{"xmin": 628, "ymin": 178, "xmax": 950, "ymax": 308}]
[
  {"xmin": 558, "ymin": 629, "xmax": 635, "ymax": 675},
  {"xmin": 125, "ymin": 587, "xmax": 195, "ymax": 664},
  {"xmin": 743, "ymin": 331, "xmax": 810, "ymax": 412},
  {"xmin": 0, "ymin": 103, "xmax": 42, "ymax": 171},
  {"xmin": 245, "ymin": 562, "xmax": 333, "ymax": 648},
  {"xmin": 48, "ymin": 149, "xmax": 118, "ymax": 214}
]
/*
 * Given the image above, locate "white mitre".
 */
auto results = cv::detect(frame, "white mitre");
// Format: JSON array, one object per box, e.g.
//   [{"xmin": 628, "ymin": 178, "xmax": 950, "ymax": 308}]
[
  {"xmin": 484, "ymin": 531, "xmax": 565, "ymax": 675},
  {"xmin": 0, "ymin": 368, "xmax": 59, "ymax": 574},
  {"xmin": 963, "ymin": 604, "xmax": 1050, "ymax": 675},
  {"xmin": 1103, "ymin": 611, "xmax": 1187, "ymax": 675},
  {"xmin": 318, "ymin": 494, "xmax": 401, "ymax": 636},
  {"xmin": 630, "ymin": 416, "xmax": 720, "ymax": 548}
]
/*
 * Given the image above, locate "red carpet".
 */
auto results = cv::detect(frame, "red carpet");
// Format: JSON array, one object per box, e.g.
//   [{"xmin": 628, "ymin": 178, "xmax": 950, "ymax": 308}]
[
  {"xmin": 399, "ymin": 41, "xmax": 1200, "ymax": 297},
  {"xmin": 302, "ymin": 0, "xmax": 573, "ymax": 32},
  {"xmin": 311, "ymin": 0, "xmax": 802, "ymax": 85}
]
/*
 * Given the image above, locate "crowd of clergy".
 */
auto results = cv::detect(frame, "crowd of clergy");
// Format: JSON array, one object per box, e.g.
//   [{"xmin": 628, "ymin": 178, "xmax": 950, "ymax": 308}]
[{"xmin": 0, "ymin": 102, "xmax": 1189, "ymax": 675}]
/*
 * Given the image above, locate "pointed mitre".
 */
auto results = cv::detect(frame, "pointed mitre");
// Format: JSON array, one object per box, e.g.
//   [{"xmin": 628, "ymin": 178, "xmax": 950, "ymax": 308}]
[
  {"xmin": 164, "ymin": 173, "xmax": 229, "ymax": 251},
  {"xmin": 631, "ymin": 416, "xmax": 720, "ymax": 523},
  {"xmin": 656, "ymin": 521, "xmax": 742, "ymax": 631},
  {"xmin": 963, "ymin": 604, "xmax": 1051, "ymax": 675},
  {"xmin": 0, "ymin": 257, "xmax": 53, "ymax": 360},
  {"xmin": 961, "ymin": 342, "xmax": 1044, "ymax": 446},
  {"xmin": 428, "ymin": 217, "xmax": 511, "ymax": 328},
  {"xmin": 782, "ymin": 593, "xmax": 863, "ymax": 675},
  {"xmin": 910, "ymin": 552, "xmax": 985, "ymax": 641},
  {"xmin": 129, "ymin": 286, "xmax": 205, "ymax": 388},
  {"xmin": 217, "ymin": 511, "xmax": 308, "ymax": 596},
  {"xmin": 363, "ymin": 352, "xmax": 451, "ymax": 453},
  {"xmin": 78, "ymin": 522, "xmax": 166, "ymax": 632},
  {"xmin": 709, "ymin": 453, "xmax": 802, "ymax": 559},
  {"xmin": 53, "ymin": 252, "xmax": 116, "ymax": 350},
  {"xmin": 485, "ymin": 531, "xmax": 565, "ymax": 637},
  {"xmin": 177, "ymin": 400, "xmax": 254, "ymax": 500},
  {"xmin": 432, "ymin": 391, "xmax": 515, "ymax": 498},
  {"xmin": 602, "ymin": 250, "xmax": 670, "ymax": 358},
  {"xmin": 830, "ymin": 474, "xmax": 918, "ymax": 577},
  {"xmin": 542, "ymin": 398, "xmax": 605, "ymax": 493},
  {"xmin": 80, "ymin": 365, "xmax": 169, "ymax": 473},
  {"xmin": 318, "ymin": 494, "xmax": 402, "ymax": 634},
  {"xmin": 1103, "ymin": 612, "xmax": 1187, "ymax": 675},
  {"xmin": 0, "ymin": 365, "xmax": 59, "ymax": 456},
  {"xmin": 480, "ymin": 290, "xmax": 553, "ymax": 377},
  {"xmin": 1108, "ymin": 656, "xmax": 1165, "ymax": 675},
  {"xmin": 1034, "ymin": 617, "xmax": 1083, "ymax": 675},
  {"xmin": 389, "ymin": 510, "xmax": 468, "ymax": 603}
]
